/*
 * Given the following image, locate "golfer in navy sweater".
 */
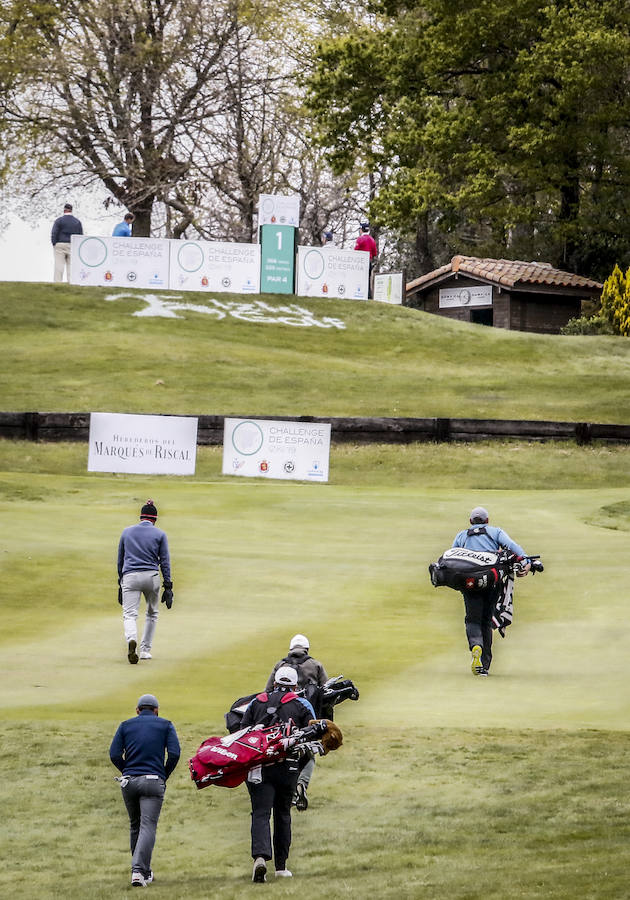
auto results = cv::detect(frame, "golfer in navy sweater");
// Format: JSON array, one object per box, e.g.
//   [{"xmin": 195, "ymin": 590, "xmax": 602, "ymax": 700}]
[
  {"xmin": 117, "ymin": 499, "xmax": 173, "ymax": 664},
  {"xmin": 110, "ymin": 694, "xmax": 180, "ymax": 887}
]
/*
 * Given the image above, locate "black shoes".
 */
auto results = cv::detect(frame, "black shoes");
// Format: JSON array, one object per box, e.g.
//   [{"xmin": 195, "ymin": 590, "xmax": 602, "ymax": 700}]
[{"xmin": 127, "ymin": 639, "xmax": 138, "ymax": 665}]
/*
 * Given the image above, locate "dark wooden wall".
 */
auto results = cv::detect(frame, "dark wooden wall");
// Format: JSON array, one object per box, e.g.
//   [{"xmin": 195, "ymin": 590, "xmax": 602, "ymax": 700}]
[{"xmin": 406, "ymin": 276, "xmax": 583, "ymax": 334}]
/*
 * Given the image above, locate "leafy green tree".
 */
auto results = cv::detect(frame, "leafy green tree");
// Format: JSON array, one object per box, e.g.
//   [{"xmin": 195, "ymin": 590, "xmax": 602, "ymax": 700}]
[{"xmin": 308, "ymin": 0, "xmax": 630, "ymax": 278}]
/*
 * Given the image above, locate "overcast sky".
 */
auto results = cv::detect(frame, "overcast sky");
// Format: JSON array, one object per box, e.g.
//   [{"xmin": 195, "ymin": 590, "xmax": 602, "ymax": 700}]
[{"xmin": 0, "ymin": 202, "xmax": 123, "ymax": 283}]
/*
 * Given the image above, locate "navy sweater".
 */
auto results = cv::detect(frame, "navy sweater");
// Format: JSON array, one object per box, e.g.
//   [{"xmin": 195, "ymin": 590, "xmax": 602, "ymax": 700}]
[
  {"xmin": 51, "ymin": 214, "xmax": 83, "ymax": 245},
  {"xmin": 109, "ymin": 710, "xmax": 180, "ymax": 780}
]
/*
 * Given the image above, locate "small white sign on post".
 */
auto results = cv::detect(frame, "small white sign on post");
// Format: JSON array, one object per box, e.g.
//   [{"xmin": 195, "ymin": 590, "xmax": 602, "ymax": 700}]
[
  {"xmin": 373, "ymin": 272, "xmax": 405, "ymax": 304},
  {"xmin": 88, "ymin": 413, "xmax": 198, "ymax": 475},
  {"xmin": 222, "ymin": 418, "xmax": 331, "ymax": 482},
  {"xmin": 258, "ymin": 194, "xmax": 301, "ymax": 227},
  {"xmin": 296, "ymin": 247, "xmax": 369, "ymax": 300}
]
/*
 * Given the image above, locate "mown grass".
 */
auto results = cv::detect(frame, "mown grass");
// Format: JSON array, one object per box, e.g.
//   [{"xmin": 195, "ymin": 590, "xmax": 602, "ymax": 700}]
[
  {"xmin": 3, "ymin": 440, "xmax": 630, "ymax": 896},
  {"xmin": 3, "ymin": 722, "xmax": 630, "ymax": 899},
  {"xmin": 1, "ymin": 281, "xmax": 630, "ymax": 421}
]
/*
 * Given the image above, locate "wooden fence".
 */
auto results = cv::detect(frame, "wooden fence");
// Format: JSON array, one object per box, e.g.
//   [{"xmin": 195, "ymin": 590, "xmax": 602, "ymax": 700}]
[{"xmin": 1, "ymin": 411, "xmax": 630, "ymax": 445}]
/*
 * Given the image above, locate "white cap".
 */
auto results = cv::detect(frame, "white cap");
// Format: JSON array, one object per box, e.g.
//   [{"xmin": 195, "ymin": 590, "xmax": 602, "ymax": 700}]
[
  {"xmin": 289, "ymin": 633, "xmax": 309, "ymax": 651},
  {"xmin": 274, "ymin": 665, "xmax": 298, "ymax": 686}
]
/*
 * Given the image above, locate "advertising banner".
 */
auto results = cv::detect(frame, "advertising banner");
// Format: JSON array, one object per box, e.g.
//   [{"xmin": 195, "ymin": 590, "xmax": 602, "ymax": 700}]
[
  {"xmin": 439, "ymin": 285, "xmax": 493, "ymax": 308},
  {"xmin": 258, "ymin": 193, "xmax": 300, "ymax": 227},
  {"xmin": 296, "ymin": 246, "xmax": 369, "ymax": 300},
  {"xmin": 222, "ymin": 417, "xmax": 331, "ymax": 482},
  {"xmin": 71, "ymin": 235, "xmax": 170, "ymax": 289},
  {"xmin": 374, "ymin": 272, "xmax": 405, "ymax": 304},
  {"xmin": 169, "ymin": 240, "xmax": 260, "ymax": 294},
  {"xmin": 260, "ymin": 224, "xmax": 296, "ymax": 294},
  {"xmin": 88, "ymin": 412, "xmax": 198, "ymax": 475}
]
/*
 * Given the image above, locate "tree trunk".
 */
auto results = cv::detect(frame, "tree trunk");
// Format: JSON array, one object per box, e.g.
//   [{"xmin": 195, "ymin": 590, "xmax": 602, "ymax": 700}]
[{"xmin": 129, "ymin": 202, "xmax": 154, "ymax": 238}]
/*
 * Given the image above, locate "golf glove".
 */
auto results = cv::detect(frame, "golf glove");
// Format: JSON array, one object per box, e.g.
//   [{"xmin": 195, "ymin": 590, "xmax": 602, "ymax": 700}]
[{"xmin": 161, "ymin": 580, "xmax": 174, "ymax": 609}]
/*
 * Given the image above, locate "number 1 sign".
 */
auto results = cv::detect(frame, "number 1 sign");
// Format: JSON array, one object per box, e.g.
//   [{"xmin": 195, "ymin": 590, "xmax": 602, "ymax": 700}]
[{"xmin": 260, "ymin": 224, "xmax": 297, "ymax": 295}]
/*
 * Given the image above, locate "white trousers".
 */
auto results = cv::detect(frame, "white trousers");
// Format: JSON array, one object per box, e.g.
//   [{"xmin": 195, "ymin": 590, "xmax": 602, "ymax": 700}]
[
  {"xmin": 53, "ymin": 242, "xmax": 72, "ymax": 282},
  {"xmin": 122, "ymin": 571, "xmax": 160, "ymax": 653}
]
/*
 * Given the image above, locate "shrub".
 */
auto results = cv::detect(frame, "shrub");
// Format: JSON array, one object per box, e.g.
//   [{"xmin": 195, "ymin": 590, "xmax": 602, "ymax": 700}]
[{"xmin": 560, "ymin": 314, "xmax": 614, "ymax": 335}]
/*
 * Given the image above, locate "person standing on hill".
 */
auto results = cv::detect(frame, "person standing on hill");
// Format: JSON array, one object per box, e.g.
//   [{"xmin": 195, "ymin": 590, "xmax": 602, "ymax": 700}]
[
  {"xmin": 112, "ymin": 213, "xmax": 135, "ymax": 237},
  {"xmin": 51, "ymin": 202, "xmax": 83, "ymax": 282},
  {"xmin": 354, "ymin": 222, "xmax": 378, "ymax": 297},
  {"xmin": 109, "ymin": 693, "xmax": 180, "ymax": 887},
  {"xmin": 265, "ymin": 634, "xmax": 328, "ymax": 810},
  {"xmin": 241, "ymin": 666, "xmax": 316, "ymax": 882},
  {"xmin": 117, "ymin": 499, "xmax": 173, "ymax": 665},
  {"xmin": 452, "ymin": 507, "xmax": 531, "ymax": 676}
]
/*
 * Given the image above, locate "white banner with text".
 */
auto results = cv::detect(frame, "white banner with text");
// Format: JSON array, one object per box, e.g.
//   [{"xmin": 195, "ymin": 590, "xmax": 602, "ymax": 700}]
[
  {"xmin": 169, "ymin": 240, "xmax": 260, "ymax": 293},
  {"xmin": 222, "ymin": 417, "xmax": 331, "ymax": 482},
  {"xmin": 71, "ymin": 235, "xmax": 170, "ymax": 289},
  {"xmin": 296, "ymin": 246, "xmax": 369, "ymax": 300},
  {"xmin": 88, "ymin": 412, "xmax": 198, "ymax": 475}
]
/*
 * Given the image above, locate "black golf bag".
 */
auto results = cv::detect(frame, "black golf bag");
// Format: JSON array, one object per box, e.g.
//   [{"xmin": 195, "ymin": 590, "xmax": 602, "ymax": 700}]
[{"xmin": 225, "ymin": 675, "xmax": 359, "ymax": 734}]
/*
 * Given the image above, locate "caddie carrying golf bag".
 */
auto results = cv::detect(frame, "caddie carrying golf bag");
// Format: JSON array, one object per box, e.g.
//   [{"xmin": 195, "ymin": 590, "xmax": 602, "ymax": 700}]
[
  {"xmin": 224, "ymin": 675, "xmax": 359, "ymax": 734},
  {"xmin": 189, "ymin": 719, "xmax": 342, "ymax": 790}
]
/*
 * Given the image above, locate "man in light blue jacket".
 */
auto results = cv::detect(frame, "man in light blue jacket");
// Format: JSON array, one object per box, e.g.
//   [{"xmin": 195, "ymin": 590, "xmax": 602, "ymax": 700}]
[{"xmin": 453, "ymin": 506, "xmax": 530, "ymax": 676}]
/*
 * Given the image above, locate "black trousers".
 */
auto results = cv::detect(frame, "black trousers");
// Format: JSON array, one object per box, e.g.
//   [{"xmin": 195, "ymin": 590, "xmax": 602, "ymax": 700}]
[
  {"xmin": 462, "ymin": 587, "xmax": 499, "ymax": 670},
  {"xmin": 246, "ymin": 760, "xmax": 298, "ymax": 871}
]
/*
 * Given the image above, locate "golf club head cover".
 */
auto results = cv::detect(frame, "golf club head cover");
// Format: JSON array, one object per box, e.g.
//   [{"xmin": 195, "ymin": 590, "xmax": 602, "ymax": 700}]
[{"xmin": 161, "ymin": 580, "xmax": 173, "ymax": 609}]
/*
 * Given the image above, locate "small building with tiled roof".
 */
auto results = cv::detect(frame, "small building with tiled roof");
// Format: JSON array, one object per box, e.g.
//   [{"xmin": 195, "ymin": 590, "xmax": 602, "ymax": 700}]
[{"xmin": 405, "ymin": 256, "xmax": 602, "ymax": 334}]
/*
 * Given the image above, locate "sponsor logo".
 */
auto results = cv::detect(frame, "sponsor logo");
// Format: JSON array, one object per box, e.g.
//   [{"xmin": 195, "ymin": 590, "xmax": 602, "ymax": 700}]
[
  {"xmin": 222, "ymin": 276, "xmax": 232, "ymax": 288},
  {"xmin": 201, "ymin": 276, "xmax": 209, "ymax": 287},
  {"xmin": 283, "ymin": 460, "xmax": 295, "ymax": 473},
  {"xmin": 232, "ymin": 458, "xmax": 245, "ymax": 470},
  {"xmin": 444, "ymin": 548, "xmax": 498, "ymax": 565},
  {"xmin": 259, "ymin": 460, "xmax": 269, "ymax": 472},
  {"xmin": 322, "ymin": 283, "xmax": 329, "ymax": 294},
  {"xmin": 210, "ymin": 745, "xmax": 238, "ymax": 760},
  {"xmin": 104, "ymin": 271, "xmax": 113, "ymax": 281},
  {"xmin": 127, "ymin": 271, "xmax": 137, "ymax": 282},
  {"xmin": 338, "ymin": 284, "xmax": 346, "ymax": 295}
]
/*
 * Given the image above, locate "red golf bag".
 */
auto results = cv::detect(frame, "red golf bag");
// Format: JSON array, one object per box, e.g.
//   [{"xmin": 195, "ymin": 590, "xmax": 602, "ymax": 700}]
[{"xmin": 189, "ymin": 720, "xmax": 334, "ymax": 790}]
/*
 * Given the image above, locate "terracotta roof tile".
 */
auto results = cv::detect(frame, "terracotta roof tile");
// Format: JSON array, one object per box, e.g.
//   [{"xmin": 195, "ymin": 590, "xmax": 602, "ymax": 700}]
[{"xmin": 407, "ymin": 256, "xmax": 602, "ymax": 294}]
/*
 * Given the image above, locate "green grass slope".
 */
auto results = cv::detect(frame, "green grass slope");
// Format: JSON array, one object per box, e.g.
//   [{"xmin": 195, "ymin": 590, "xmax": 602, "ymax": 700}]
[
  {"xmin": 3, "ymin": 440, "xmax": 630, "ymax": 897},
  {"xmin": 1, "ymin": 281, "xmax": 629, "ymax": 422}
]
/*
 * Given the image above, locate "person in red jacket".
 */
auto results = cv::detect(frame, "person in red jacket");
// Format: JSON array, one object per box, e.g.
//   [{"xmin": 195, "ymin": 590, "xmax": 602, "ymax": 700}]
[{"xmin": 354, "ymin": 222, "xmax": 378, "ymax": 297}]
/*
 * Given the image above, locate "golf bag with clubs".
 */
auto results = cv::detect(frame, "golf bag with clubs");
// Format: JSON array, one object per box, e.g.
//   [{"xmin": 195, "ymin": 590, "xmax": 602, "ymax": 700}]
[
  {"xmin": 429, "ymin": 547, "xmax": 544, "ymax": 635},
  {"xmin": 189, "ymin": 718, "xmax": 342, "ymax": 790}
]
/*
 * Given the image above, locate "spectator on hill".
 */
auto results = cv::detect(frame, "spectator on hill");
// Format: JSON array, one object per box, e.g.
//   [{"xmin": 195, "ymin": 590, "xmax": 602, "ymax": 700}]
[
  {"xmin": 321, "ymin": 230, "xmax": 335, "ymax": 248},
  {"xmin": 354, "ymin": 221, "xmax": 378, "ymax": 297},
  {"xmin": 117, "ymin": 499, "xmax": 173, "ymax": 665},
  {"xmin": 452, "ymin": 507, "xmax": 531, "ymax": 676},
  {"xmin": 241, "ymin": 666, "xmax": 316, "ymax": 882},
  {"xmin": 112, "ymin": 213, "xmax": 135, "ymax": 237},
  {"xmin": 265, "ymin": 634, "xmax": 328, "ymax": 810},
  {"xmin": 51, "ymin": 203, "xmax": 83, "ymax": 283},
  {"xmin": 109, "ymin": 693, "xmax": 180, "ymax": 887}
]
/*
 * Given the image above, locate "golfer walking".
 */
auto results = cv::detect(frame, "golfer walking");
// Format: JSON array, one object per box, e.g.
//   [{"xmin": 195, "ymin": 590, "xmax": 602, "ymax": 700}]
[
  {"xmin": 453, "ymin": 506, "xmax": 530, "ymax": 675},
  {"xmin": 241, "ymin": 667, "xmax": 316, "ymax": 882},
  {"xmin": 117, "ymin": 499, "xmax": 173, "ymax": 664},
  {"xmin": 109, "ymin": 693, "xmax": 180, "ymax": 887}
]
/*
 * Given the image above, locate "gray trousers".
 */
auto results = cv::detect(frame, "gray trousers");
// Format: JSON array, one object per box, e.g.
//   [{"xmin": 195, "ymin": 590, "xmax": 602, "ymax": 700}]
[
  {"xmin": 297, "ymin": 753, "xmax": 316, "ymax": 789},
  {"xmin": 122, "ymin": 570, "xmax": 160, "ymax": 653},
  {"xmin": 121, "ymin": 775, "xmax": 165, "ymax": 877}
]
